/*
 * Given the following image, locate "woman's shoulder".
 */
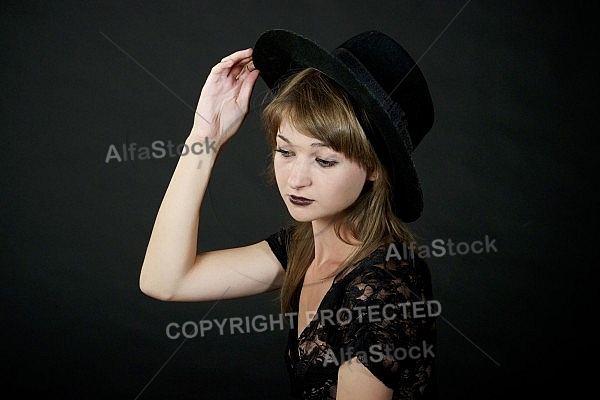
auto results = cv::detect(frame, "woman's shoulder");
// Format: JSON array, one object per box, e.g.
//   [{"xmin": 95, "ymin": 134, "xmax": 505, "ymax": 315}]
[
  {"xmin": 264, "ymin": 225, "xmax": 295, "ymax": 269},
  {"xmin": 340, "ymin": 242, "xmax": 434, "ymax": 303}
]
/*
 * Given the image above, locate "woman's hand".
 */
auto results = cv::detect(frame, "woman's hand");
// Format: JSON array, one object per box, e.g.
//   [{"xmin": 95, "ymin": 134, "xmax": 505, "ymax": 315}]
[{"xmin": 190, "ymin": 47, "xmax": 260, "ymax": 150}]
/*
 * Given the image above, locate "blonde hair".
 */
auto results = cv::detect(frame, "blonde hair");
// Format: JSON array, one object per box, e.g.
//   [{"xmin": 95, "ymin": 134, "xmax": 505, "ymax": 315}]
[{"xmin": 262, "ymin": 68, "xmax": 417, "ymax": 314}]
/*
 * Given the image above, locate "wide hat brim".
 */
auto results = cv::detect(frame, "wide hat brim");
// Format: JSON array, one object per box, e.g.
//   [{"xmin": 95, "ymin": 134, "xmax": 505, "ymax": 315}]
[{"xmin": 253, "ymin": 29, "xmax": 434, "ymax": 222}]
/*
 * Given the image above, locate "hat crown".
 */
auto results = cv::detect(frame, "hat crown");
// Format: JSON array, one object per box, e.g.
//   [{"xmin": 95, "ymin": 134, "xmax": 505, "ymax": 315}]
[{"xmin": 333, "ymin": 31, "xmax": 434, "ymax": 149}]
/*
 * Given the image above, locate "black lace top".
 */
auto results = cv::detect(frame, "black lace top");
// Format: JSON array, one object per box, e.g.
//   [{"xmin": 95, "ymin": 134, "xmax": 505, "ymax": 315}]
[{"xmin": 266, "ymin": 227, "xmax": 438, "ymax": 399}]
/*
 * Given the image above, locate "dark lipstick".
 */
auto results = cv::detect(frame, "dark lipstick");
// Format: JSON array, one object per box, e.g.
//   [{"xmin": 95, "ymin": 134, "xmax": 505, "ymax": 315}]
[{"xmin": 289, "ymin": 195, "xmax": 314, "ymax": 206}]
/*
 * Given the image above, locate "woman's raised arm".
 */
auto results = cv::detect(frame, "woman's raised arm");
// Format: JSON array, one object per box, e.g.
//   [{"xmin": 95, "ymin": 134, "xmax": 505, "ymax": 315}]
[{"xmin": 139, "ymin": 48, "xmax": 285, "ymax": 302}]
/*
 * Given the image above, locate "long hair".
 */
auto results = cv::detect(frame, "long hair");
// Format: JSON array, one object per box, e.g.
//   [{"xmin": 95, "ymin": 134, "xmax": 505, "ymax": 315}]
[{"xmin": 261, "ymin": 68, "xmax": 417, "ymax": 315}]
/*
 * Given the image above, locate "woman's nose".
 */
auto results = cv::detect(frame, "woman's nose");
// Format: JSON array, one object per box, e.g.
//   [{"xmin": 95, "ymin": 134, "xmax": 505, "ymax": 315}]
[{"xmin": 287, "ymin": 159, "xmax": 311, "ymax": 189}]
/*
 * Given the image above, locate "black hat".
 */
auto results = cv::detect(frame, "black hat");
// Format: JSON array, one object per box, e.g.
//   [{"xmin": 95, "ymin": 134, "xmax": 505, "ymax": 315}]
[{"xmin": 253, "ymin": 29, "xmax": 434, "ymax": 222}]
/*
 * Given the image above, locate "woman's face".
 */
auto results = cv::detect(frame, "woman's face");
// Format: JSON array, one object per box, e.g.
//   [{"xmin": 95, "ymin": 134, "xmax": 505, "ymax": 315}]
[{"xmin": 274, "ymin": 119, "xmax": 372, "ymax": 224}]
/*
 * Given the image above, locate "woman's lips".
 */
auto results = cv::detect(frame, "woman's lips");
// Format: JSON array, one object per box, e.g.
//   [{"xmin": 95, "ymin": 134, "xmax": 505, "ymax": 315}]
[{"xmin": 289, "ymin": 195, "xmax": 314, "ymax": 206}]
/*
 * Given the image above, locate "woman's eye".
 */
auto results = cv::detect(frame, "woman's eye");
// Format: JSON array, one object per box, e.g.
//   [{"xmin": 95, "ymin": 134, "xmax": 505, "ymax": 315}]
[
  {"xmin": 316, "ymin": 158, "xmax": 337, "ymax": 168},
  {"xmin": 275, "ymin": 148, "xmax": 292, "ymax": 157}
]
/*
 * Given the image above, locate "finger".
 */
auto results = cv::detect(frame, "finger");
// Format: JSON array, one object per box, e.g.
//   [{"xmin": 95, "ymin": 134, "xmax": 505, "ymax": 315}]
[
  {"xmin": 212, "ymin": 56, "xmax": 252, "ymax": 81},
  {"xmin": 210, "ymin": 57, "xmax": 236, "ymax": 78},
  {"xmin": 224, "ymin": 55, "xmax": 252, "ymax": 71},
  {"xmin": 211, "ymin": 51, "xmax": 250, "ymax": 72},
  {"xmin": 233, "ymin": 59, "xmax": 256, "ymax": 80},
  {"xmin": 237, "ymin": 69, "xmax": 260, "ymax": 109},
  {"xmin": 220, "ymin": 48, "xmax": 253, "ymax": 63}
]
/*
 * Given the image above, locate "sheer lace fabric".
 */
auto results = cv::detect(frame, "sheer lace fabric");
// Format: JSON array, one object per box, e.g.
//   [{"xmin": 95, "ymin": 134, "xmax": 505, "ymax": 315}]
[{"xmin": 267, "ymin": 228, "xmax": 438, "ymax": 399}]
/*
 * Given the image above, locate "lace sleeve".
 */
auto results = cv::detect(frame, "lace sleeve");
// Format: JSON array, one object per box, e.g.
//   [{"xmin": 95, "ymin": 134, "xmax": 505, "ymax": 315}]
[
  {"xmin": 328, "ymin": 255, "xmax": 437, "ymax": 396},
  {"xmin": 265, "ymin": 226, "xmax": 291, "ymax": 270}
]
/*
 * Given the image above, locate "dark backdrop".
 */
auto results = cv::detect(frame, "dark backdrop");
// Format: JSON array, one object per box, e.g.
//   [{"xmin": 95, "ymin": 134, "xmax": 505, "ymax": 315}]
[{"xmin": 2, "ymin": 1, "xmax": 596, "ymax": 398}]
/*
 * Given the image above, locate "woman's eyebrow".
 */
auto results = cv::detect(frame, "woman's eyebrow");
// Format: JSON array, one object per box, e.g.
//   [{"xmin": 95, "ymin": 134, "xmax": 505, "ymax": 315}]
[
  {"xmin": 276, "ymin": 133, "xmax": 290, "ymax": 143},
  {"xmin": 276, "ymin": 133, "xmax": 328, "ymax": 148}
]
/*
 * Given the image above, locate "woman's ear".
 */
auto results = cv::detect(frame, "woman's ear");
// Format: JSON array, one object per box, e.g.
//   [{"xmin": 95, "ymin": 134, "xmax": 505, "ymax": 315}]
[{"xmin": 367, "ymin": 168, "xmax": 378, "ymax": 182}]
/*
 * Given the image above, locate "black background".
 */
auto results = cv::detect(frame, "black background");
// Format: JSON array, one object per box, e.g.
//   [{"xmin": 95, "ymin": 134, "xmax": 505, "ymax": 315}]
[{"xmin": 2, "ymin": 1, "xmax": 596, "ymax": 398}]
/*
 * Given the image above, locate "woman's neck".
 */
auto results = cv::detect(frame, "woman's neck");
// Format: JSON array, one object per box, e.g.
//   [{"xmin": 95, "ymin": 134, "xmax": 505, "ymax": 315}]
[{"xmin": 311, "ymin": 219, "xmax": 359, "ymax": 270}]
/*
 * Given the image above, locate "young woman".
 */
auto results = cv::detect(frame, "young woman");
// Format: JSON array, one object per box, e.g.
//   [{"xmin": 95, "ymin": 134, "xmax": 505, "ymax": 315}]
[{"xmin": 140, "ymin": 29, "xmax": 438, "ymax": 399}]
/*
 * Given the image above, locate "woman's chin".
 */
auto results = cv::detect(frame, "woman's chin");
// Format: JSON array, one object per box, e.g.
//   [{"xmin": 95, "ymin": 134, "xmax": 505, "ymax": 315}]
[
  {"xmin": 285, "ymin": 206, "xmax": 319, "ymax": 223},
  {"xmin": 286, "ymin": 209, "xmax": 341, "ymax": 226},
  {"xmin": 287, "ymin": 211, "xmax": 316, "ymax": 223}
]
